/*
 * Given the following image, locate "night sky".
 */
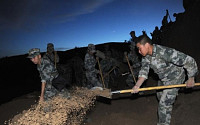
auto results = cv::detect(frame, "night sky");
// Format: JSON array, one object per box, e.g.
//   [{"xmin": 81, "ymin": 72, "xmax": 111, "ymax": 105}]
[{"xmin": 0, "ymin": 0, "xmax": 184, "ymax": 58}]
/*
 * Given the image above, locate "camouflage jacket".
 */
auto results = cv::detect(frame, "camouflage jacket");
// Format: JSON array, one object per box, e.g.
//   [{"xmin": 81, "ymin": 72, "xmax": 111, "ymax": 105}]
[
  {"xmin": 37, "ymin": 57, "xmax": 59, "ymax": 84},
  {"xmin": 43, "ymin": 52, "xmax": 59, "ymax": 64},
  {"xmin": 139, "ymin": 44, "xmax": 198, "ymax": 84},
  {"xmin": 127, "ymin": 51, "xmax": 141, "ymax": 68},
  {"xmin": 84, "ymin": 53, "xmax": 96, "ymax": 72}
]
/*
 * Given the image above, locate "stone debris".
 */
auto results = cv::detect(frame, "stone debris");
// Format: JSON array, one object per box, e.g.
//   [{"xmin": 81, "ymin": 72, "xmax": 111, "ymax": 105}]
[{"xmin": 6, "ymin": 87, "xmax": 104, "ymax": 125}]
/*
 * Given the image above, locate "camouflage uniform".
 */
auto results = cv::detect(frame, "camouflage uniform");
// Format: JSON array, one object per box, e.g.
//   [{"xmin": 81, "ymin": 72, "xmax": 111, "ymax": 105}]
[
  {"xmin": 100, "ymin": 56, "xmax": 115, "ymax": 88},
  {"xmin": 37, "ymin": 57, "xmax": 59, "ymax": 101},
  {"xmin": 84, "ymin": 44, "xmax": 102, "ymax": 89},
  {"xmin": 99, "ymin": 45, "xmax": 113, "ymax": 88},
  {"xmin": 139, "ymin": 44, "xmax": 198, "ymax": 125},
  {"xmin": 125, "ymin": 42, "xmax": 141, "ymax": 87},
  {"xmin": 43, "ymin": 43, "xmax": 59, "ymax": 64},
  {"xmin": 28, "ymin": 48, "xmax": 68, "ymax": 101}
]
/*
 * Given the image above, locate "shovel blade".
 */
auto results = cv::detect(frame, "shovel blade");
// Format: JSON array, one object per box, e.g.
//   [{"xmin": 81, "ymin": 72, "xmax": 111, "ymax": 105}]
[{"xmin": 91, "ymin": 88, "xmax": 112, "ymax": 99}]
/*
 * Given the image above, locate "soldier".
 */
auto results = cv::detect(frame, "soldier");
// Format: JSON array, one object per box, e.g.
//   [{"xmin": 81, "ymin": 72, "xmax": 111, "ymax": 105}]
[
  {"xmin": 142, "ymin": 30, "xmax": 147, "ymax": 36},
  {"xmin": 84, "ymin": 44, "xmax": 102, "ymax": 89},
  {"xmin": 100, "ymin": 46, "xmax": 115, "ymax": 88},
  {"xmin": 162, "ymin": 9, "xmax": 169, "ymax": 27},
  {"xmin": 43, "ymin": 43, "xmax": 59, "ymax": 65},
  {"xmin": 129, "ymin": 31, "xmax": 137, "ymax": 43},
  {"xmin": 132, "ymin": 35, "xmax": 198, "ymax": 125},
  {"xmin": 124, "ymin": 41, "xmax": 141, "ymax": 88},
  {"xmin": 27, "ymin": 48, "xmax": 70, "ymax": 102},
  {"xmin": 151, "ymin": 26, "xmax": 161, "ymax": 44}
]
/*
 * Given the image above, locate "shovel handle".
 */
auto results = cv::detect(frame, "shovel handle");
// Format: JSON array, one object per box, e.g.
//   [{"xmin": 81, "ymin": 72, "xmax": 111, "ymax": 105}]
[{"xmin": 119, "ymin": 83, "xmax": 200, "ymax": 94}]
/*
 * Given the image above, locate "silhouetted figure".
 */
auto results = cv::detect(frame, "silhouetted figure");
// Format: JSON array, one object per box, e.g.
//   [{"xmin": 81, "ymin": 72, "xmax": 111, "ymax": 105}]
[
  {"xmin": 173, "ymin": 12, "xmax": 184, "ymax": 22},
  {"xmin": 129, "ymin": 31, "xmax": 137, "ymax": 43},
  {"xmin": 162, "ymin": 9, "xmax": 169, "ymax": 27},
  {"xmin": 151, "ymin": 26, "xmax": 161, "ymax": 44},
  {"xmin": 142, "ymin": 30, "xmax": 147, "ymax": 36}
]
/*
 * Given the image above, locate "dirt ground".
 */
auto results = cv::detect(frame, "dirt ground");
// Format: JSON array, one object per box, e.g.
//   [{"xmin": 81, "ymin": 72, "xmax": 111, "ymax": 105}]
[
  {"xmin": 84, "ymin": 89, "xmax": 200, "ymax": 125},
  {"xmin": 1, "ymin": 82, "xmax": 200, "ymax": 125}
]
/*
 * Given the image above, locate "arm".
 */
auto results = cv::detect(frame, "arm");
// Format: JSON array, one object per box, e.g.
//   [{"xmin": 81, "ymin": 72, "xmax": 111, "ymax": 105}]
[
  {"xmin": 164, "ymin": 47, "xmax": 198, "ymax": 87},
  {"xmin": 132, "ymin": 77, "xmax": 146, "ymax": 93},
  {"xmin": 38, "ymin": 58, "xmax": 54, "ymax": 102},
  {"xmin": 132, "ymin": 57, "xmax": 150, "ymax": 93},
  {"xmin": 39, "ymin": 82, "xmax": 46, "ymax": 102}
]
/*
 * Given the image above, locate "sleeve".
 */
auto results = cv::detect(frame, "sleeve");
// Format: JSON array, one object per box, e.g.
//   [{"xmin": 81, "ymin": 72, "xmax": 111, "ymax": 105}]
[
  {"xmin": 40, "ymin": 60, "xmax": 54, "ymax": 83},
  {"xmin": 165, "ymin": 48, "xmax": 198, "ymax": 78},
  {"xmin": 138, "ymin": 57, "xmax": 150, "ymax": 79},
  {"xmin": 84, "ymin": 54, "xmax": 90, "ymax": 70}
]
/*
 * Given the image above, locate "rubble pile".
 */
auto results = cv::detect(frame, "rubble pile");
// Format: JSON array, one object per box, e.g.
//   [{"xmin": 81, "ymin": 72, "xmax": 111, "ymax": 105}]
[{"xmin": 7, "ymin": 87, "xmax": 99, "ymax": 125}]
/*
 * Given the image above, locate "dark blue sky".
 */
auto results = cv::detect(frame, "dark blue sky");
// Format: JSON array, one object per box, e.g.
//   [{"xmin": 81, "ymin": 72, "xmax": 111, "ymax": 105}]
[{"xmin": 0, "ymin": 0, "xmax": 184, "ymax": 58}]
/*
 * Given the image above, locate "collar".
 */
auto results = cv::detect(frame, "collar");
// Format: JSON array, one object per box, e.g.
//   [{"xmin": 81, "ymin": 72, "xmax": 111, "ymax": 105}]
[{"xmin": 151, "ymin": 44, "xmax": 157, "ymax": 57}]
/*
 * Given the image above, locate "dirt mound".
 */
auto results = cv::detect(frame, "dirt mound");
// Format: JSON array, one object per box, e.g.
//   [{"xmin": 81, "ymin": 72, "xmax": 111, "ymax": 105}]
[{"xmin": 6, "ymin": 87, "xmax": 108, "ymax": 125}]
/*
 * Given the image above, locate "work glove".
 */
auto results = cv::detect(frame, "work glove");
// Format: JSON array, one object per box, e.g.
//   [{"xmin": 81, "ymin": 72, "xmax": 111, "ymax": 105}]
[{"xmin": 186, "ymin": 77, "xmax": 195, "ymax": 88}]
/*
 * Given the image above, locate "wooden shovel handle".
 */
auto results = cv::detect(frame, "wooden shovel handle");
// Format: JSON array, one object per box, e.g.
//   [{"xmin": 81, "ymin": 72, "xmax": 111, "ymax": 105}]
[{"xmin": 119, "ymin": 83, "xmax": 200, "ymax": 94}]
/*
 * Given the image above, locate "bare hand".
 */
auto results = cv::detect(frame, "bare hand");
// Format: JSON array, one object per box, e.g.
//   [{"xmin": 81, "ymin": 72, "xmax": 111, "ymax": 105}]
[
  {"xmin": 39, "ymin": 96, "xmax": 44, "ymax": 102},
  {"xmin": 131, "ymin": 85, "xmax": 140, "ymax": 93},
  {"xmin": 186, "ymin": 77, "xmax": 195, "ymax": 88}
]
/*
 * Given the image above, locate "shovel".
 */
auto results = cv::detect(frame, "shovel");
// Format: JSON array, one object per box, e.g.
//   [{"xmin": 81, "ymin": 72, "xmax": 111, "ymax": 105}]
[{"xmin": 97, "ymin": 83, "xmax": 200, "ymax": 99}]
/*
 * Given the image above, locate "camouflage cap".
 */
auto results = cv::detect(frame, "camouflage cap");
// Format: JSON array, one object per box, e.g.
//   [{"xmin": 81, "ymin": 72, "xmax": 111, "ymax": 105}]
[
  {"xmin": 88, "ymin": 44, "xmax": 96, "ymax": 53},
  {"xmin": 27, "ymin": 48, "xmax": 40, "ymax": 58}
]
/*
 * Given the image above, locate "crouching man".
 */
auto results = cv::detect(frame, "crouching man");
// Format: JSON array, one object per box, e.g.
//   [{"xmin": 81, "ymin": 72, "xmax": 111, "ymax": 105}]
[{"xmin": 27, "ymin": 48, "xmax": 70, "ymax": 102}]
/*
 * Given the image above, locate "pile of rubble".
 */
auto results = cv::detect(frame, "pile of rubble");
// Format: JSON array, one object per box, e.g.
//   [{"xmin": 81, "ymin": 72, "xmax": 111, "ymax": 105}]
[{"xmin": 6, "ymin": 87, "xmax": 102, "ymax": 125}]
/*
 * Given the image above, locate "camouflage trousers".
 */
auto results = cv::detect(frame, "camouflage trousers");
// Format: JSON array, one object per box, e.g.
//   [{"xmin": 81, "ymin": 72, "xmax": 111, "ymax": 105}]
[
  {"xmin": 156, "ymin": 74, "xmax": 185, "ymax": 125},
  {"xmin": 86, "ymin": 71, "xmax": 102, "ymax": 89}
]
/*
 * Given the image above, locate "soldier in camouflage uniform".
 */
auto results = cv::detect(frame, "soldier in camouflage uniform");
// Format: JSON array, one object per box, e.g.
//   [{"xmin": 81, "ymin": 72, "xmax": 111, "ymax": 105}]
[
  {"xmin": 129, "ymin": 31, "xmax": 137, "ymax": 43},
  {"xmin": 43, "ymin": 43, "xmax": 59, "ymax": 65},
  {"xmin": 84, "ymin": 44, "xmax": 102, "ymax": 89},
  {"xmin": 27, "ymin": 48, "xmax": 69, "ymax": 102},
  {"xmin": 100, "ymin": 46, "xmax": 114, "ymax": 88},
  {"xmin": 124, "ymin": 41, "xmax": 141, "ymax": 88},
  {"xmin": 132, "ymin": 35, "xmax": 198, "ymax": 125}
]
